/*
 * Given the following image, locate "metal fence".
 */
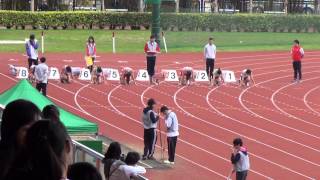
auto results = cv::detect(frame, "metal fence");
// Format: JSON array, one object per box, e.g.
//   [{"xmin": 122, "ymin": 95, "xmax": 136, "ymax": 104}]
[{"xmin": 72, "ymin": 140, "xmax": 148, "ymax": 180}]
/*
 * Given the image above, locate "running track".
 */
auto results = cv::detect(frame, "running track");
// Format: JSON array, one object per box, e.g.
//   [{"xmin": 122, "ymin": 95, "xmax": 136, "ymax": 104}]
[{"xmin": 0, "ymin": 51, "xmax": 319, "ymax": 180}]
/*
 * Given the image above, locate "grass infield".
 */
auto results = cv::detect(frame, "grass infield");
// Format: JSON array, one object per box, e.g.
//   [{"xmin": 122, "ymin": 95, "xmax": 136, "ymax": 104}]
[{"xmin": 0, "ymin": 30, "xmax": 319, "ymax": 53}]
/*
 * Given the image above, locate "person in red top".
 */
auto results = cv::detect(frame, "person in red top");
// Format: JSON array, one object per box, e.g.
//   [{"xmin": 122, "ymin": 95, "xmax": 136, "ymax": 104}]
[
  {"xmin": 291, "ymin": 39, "xmax": 304, "ymax": 82},
  {"xmin": 144, "ymin": 35, "xmax": 160, "ymax": 85},
  {"xmin": 86, "ymin": 36, "xmax": 96, "ymax": 72}
]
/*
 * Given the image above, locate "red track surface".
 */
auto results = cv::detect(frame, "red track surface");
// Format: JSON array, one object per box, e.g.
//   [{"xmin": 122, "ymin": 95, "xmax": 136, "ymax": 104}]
[{"xmin": 1, "ymin": 51, "xmax": 320, "ymax": 180}]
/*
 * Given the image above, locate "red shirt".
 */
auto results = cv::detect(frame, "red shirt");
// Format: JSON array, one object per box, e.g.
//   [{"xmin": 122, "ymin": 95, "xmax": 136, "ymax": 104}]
[
  {"xmin": 291, "ymin": 45, "xmax": 304, "ymax": 61},
  {"xmin": 144, "ymin": 41, "xmax": 160, "ymax": 57}
]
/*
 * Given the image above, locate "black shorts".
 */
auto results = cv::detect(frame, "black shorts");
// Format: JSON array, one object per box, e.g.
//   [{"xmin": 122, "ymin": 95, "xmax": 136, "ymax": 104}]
[
  {"xmin": 184, "ymin": 71, "xmax": 192, "ymax": 80},
  {"xmin": 124, "ymin": 72, "xmax": 131, "ymax": 83},
  {"xmin": 147, "ymin": 56, "xmax": 156, "ymax": 76}
]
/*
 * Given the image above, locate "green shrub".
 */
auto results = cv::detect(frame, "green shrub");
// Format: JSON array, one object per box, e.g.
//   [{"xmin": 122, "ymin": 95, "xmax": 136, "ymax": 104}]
[{"xmin": 0, "ymin": 11, "xmax": 319, "ymax": 32}]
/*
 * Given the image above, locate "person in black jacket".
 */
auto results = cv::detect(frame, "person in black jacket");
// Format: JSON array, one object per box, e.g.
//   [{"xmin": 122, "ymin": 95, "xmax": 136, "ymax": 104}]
[{"xmin": 141, "ymin": 98, "xmax": 159, "ymax": 160}]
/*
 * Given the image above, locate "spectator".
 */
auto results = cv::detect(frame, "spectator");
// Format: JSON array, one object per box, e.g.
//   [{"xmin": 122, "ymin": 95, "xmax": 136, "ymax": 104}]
[
  {"xmin": 25, "ymin": 34, "xmax": 39, "ymax": 69},
  {"xmin": 102, "ymin": 141, "xmax": 127, "ymax": 180},
  {"xmin": 42, "ymin": 104, "xmax": 60, "ymax": 122},
  {"xmin": 204, "ymin": 37, "xmax": 217, "ymax": 84},
  {"xmin": 34, "ymin": 57, "xmax": 49, "ymax": 96},
  {"xmin": 67, "ymin": 162, "xmax": 102, "ymax": 180},
  {"xmin": 142, "ymin": 98, "xmax": 159, "ymax": 160},
  {"xmin": 230, "ymin": 138, "xmax": 250, "ymax": 180},
  {"xmin": 4, "ymin": 120, "xmax": 73, "ymax": 180},
  {"xmin": 160, "ymin": 105, "xmax": 179, "ymax": 165},
  {"xmin": 0, "ymin": 99, "xmax": 41, "ymax": 179},
  {"xmin": 123, "ymin": 152, "xmax": 146, "ymax": 179}
]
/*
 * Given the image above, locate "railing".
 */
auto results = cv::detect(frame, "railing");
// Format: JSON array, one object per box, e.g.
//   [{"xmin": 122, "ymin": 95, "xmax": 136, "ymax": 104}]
[{"xmin": 72, "ymin": 140, "xmax": 148, "ymax": 180}]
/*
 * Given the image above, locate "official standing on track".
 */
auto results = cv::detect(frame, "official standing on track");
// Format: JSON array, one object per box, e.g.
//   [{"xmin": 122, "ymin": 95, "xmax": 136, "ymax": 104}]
[
  {"xmin": 25, "ymin": 34, "xmax": 39, "ymax": 69},
  {"xmin": 34, "ymin": 57, "xmax": 49, "ymax": 96},
  {"xmin": 160, "ymin": 105, "xmax": 179, "ymax": 165},
  {"xmin": 291, "ymin": 39, "xmax": 304, "ymax": 83},
  {"xmin": 142, "ymin": 98, "xmax": 159, "ymax": 160},
  {"xmin": 230, "ymin": 138, "xmax": 250, "ymax": 180},
  {"xmin": 144, "ymin": 35, "xmax": 160, "ymax": 85},
  {"xmin": 204, "ymin": 37, "xmax": 217, "ymax": 83}
]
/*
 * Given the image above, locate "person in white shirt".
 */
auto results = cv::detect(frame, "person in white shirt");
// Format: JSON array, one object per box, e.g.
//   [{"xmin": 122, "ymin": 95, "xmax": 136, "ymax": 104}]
[
  {"xmin": 204, "ymin": 37, "xmax": 217, "ymax": 84},
  {"xmin": 34, "ymin": 57, "xmax": 49, "ymax": 96},
  {"xmin": 160, "ymin": 105, "xmax": 179, "ymax": 165},
  {"xmin": 25, "ymin": 34, "xmax": 39, "ymax": 69},
  {"xmin": 230, "ymin": 138, "xmax": 250, "ymax": 180},
  {"xmin": 123, "ymin": 152, "xmax": 146, "ymax": 179}
]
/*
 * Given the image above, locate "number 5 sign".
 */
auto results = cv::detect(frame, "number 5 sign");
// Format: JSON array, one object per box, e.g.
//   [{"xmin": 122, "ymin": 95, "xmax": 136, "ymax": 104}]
[{"xmin": 104, "ymin": 68, "xmax": 120, "ymax": 81}]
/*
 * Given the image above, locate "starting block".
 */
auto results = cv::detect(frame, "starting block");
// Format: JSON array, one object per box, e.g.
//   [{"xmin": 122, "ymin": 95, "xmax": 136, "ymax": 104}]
[
  {"xmin": 48, "ymin": 67, "xmax": 60, "ymax": 80},
  {"xmin": 136, "ymin": 69, "xmax": 149, "ymax": 81},
  {"xmin": 16, "ymin": 67, "xmax": 29, "ymax": 79},
  {"xmin": 103, "ymin": 68, "xmax": 120, "ymax": 81},
  {"xmin": 194, "ymin": 70, "xmax": 209, "ymax": 82},
  {"xmin": 162, "ymin": 69, "xmax": 179, "ymax": 82},
  {"xmin": 222, "ymin": 70, "xmax": 236, "ymax": 83},
  {"xmin": 79, "ymin": 68, "xmax": 91, "ymax": 81}
]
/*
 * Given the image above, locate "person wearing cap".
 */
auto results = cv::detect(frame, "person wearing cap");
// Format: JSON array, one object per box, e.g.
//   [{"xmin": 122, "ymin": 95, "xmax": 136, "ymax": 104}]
[
  {"xmin": 141, "ymin": 98, "xmax": 159, "ymax": 160},
  {"xmin": 144, "ymin": 35, "xmax": 160, "ymax": 85},
  {"xmin": 160, "ymin": 106, "xmax": 179, "ymax": 165},
  {"xmin": 25, "ymin": 34, "xmax": 39, "ymax": 69}
]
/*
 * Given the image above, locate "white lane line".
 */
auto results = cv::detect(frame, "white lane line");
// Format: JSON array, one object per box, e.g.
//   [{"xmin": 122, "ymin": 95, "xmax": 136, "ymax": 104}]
[
  {"xmin": 304, "ymin": 86, "xmax": 320, "ymax": 115},
  {"xmin": 271, "ymin": 77, "xmax": 320, "ymax": 123}
]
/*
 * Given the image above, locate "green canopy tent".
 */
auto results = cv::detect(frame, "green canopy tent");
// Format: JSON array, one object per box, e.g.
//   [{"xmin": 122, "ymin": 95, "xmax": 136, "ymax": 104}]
[{"xmin": 0, "ymin": 80, "xmax": 98, "ymax": 134}]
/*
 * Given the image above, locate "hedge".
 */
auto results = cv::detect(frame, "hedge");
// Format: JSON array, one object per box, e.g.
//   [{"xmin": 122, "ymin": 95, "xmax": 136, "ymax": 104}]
[{"xmin": 1, "ymin": 11, "xmax": 320, "ymax": 32}]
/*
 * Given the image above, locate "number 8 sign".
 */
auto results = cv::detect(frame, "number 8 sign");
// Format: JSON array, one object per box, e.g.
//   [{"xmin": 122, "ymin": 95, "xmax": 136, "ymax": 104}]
[{"xmin": 16, "ymin": 67, "xmax": 29, "ymax": 79}]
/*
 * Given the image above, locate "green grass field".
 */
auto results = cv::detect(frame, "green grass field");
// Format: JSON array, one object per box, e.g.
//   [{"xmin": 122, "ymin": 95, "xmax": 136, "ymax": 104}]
[{"xmin": 0, "ymin": 30, "xmax": 319, "ymax": 53}]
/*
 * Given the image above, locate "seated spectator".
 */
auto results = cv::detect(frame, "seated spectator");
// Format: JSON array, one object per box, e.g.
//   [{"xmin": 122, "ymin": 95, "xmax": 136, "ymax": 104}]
[
  {"xmin": 42, "ymin": 104, "xmax": 60, "ymax": 122},
  {"xmin": 0, "ymin": 99, "xmax": 41, "ymax": 179},
  {"xmin": 67, "ymin": 162, "xmax": 102, "ymax": 180},
  {"xmin": 4, "ymin": 120, "xmax": 73, "ymax": 180},
  {"xmin": 102, "ymin": 141, "xmax": 127, "ymax": 180},
  {"xmin": 123, "ymin": 152, "xmax": 146, "ymax": 179}
]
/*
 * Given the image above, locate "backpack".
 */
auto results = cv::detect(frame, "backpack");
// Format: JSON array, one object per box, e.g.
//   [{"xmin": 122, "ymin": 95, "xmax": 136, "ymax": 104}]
[
  {"xmin": 104, "ymin": 159, "xmax": 128, "ymax": 180},
  {"xmin": 142, "ymin": 110, "xmax": 152, "ymax": 127}
]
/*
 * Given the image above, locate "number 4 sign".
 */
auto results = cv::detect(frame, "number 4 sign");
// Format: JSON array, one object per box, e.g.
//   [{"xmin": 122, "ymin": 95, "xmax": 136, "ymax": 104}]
[
  {"xmin": 79, "ymin": 68, "xmax": 91, "ymax": 81},
  {"xmin": 48, "ymin": 67, "xmax": 60, "ymax": 80},
  {"xmin": 136, "ymin": 69, "xmax": 149, "ymax": 81},
  {"xmin": 194, "ymin": 70, "xmax": 209, "ymax": 82}
]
